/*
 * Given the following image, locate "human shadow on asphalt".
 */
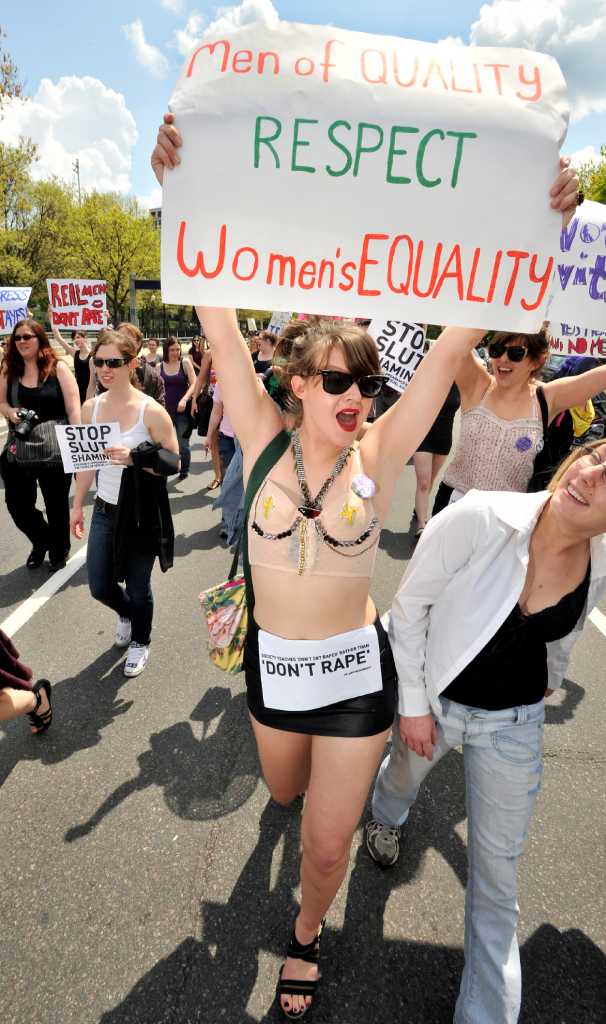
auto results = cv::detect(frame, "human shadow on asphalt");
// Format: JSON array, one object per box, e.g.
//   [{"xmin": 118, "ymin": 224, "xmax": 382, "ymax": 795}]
[
  {"xmin": 64, "ymin": 686, "xmax": 260, "ymax": 843},
  {"xmin": 378, "ymin": 526, "xmax": 416, "ymax": 562},
  {"xmin": 97, "ymin": 791, "xmax": 606, "ymax": 1023},
  {"xmin": 173, "ymin": 525, "xmax": 231, "ymax": 559},
  {"xmin": 0, "ymin": 646, "xmax": 134, "ymax": 789}
]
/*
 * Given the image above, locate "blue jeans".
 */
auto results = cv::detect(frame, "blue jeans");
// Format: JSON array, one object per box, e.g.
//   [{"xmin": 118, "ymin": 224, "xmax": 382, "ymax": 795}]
[
  {"xmin": 372, "ymin": 698, "xmax": 545, "ymax": 1024},
  {"xmin": 171, "ymin": 412, "xmax": 191, "ymax": 475},
  {"xmin": 213, "ymin": 438, "xmax": 243, "ymax": 544},
  {"xmin": 87, "ymin": 504, "xmax": 156, "ymax": 645},
  {"xmin": 218, "ymin": 431, "xmax": 235, "ymax": 473}
]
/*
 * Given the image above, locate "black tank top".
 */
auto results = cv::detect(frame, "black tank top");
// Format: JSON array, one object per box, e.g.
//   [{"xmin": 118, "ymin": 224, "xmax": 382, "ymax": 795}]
[
  {"xmin": 74, "ymin": 351, "xmax": 91, "ymax": 403},
  {"xmin": 442, "ymin": 563, "xmax": 591, "ymax": 710},
  {"xmin": 16, "ymin": 373, "xmax": 67, "ymax": 423}
]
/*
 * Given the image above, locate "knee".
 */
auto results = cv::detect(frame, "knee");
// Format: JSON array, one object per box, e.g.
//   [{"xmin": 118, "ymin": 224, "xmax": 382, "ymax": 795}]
[
  {"xmin": 416, "ymin": 475, "xmax": 431, "ymax": 494},
  {"xmin": 302, "ymin": 829, "xmax": 350, "ymax": 876},
  {"xmin": 270, "ymin": 786, "xmax": 301, "ymax": 808},
  {"xmin": 89, "ymin": 578, "xmax": 110, "ymax": 603}
]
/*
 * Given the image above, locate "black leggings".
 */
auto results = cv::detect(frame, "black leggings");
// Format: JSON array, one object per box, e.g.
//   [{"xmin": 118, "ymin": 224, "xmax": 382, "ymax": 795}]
[
  {"xmin": 1, "ymin": 453, "xmax": 71, "ymax": 563},
  {"xmin": 244, "ymin": 616, "xmax": 397, "ymax": 737}
]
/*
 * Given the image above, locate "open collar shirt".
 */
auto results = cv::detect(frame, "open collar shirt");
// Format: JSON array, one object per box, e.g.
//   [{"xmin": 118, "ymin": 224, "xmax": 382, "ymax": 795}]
[{"xmin": 389, "ymin": 489, "xmax": 606, "ymax": 718}]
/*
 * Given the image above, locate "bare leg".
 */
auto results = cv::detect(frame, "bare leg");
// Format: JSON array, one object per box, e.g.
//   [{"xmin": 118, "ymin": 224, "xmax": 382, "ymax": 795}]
[
  {"xmin": 0, "ymin": 687, "xmax": 49, "ymax": 733},
  {"xmin": 249, "ymin": 714, "xmax": 312, "ymax": 805},
  {"xmin": 210, "ymin": 433, "xmax": 222, "ymax": 484},
  {"xmin": 413, "ymin": 451, "xmax": 433, "ymax": 528},
  {"xmin": 281, "ymin": 728, "xmax": 390, "ymax": 1015}
]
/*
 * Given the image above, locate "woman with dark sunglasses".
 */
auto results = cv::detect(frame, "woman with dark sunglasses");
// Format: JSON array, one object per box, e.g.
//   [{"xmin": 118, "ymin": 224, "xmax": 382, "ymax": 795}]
[
  {"xmin": 70, "ymin": 329, "xmax": 179, "ymax": 678},
  {"xmin": 433, "ymin": 329, "xmax": 606, "ymax": 514},
  {"xmin": 152, "ymin": 112, "xmax": 580, "ymax": 1020},
  {"xmin": 0, "ymin": 319, "xmax": 80, "ymax": 571}
]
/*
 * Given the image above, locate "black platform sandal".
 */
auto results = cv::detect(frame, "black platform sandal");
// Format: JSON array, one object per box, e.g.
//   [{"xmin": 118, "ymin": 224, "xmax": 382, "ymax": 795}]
[
  {"xmin": 27, "ymin": 680, "xmax": 52, "ymax": 734},
  {"xmin": 277, "ymin": 919, "xmax": 325, "ymax": 1020}
]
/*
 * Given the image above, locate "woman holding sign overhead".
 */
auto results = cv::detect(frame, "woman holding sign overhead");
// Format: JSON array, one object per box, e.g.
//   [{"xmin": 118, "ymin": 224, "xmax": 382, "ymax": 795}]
[
  {"xmin": 0, "ymin": 319, "xmax": 80, "ymax": 572},
  {"xmin": 152, "ymin": 116, "xmax": 579, "ymax": 1018},
  {"xmin": 70, "ymin": 328, "xmax": 179, "ymax": 678}
]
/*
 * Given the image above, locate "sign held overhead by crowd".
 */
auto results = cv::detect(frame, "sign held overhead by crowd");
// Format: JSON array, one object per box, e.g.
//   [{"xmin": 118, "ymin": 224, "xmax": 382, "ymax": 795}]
[{"xmin": 47, "ymin": 279, "xmax": 107, "ymax": 331}]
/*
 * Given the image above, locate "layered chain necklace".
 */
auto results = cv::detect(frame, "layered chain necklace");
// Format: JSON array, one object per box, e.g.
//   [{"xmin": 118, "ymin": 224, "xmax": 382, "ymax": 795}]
[{"xmin": 251, "ymin": 430, "xmax": 380, "ymax": 575}]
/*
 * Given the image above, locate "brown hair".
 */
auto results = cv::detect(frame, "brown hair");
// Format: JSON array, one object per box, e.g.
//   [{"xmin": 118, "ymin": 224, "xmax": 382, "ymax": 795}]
[
  {"xmin": 491, "ymin": 328, "xmax": 549, "ymax": 376},
  {"xmin": 547, "ymin": 438, "xmax": 606, "ymax": 493},
  {"xmin": 116, "ymin": 321, "xmax": 144, "ymax": 353},
  {"xmin": 273, "ymin": 317, "xmax": 381, "ymax": 424},
  {"xmin": 3, "ymin": 319, "xmax": 58, "ymax": 384},
  {"xmin": 162, "ymin": 336, "xmax": 181, "ymax": 361}
]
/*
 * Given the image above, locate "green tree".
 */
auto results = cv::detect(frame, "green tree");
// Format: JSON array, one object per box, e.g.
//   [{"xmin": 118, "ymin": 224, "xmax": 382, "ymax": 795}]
[
  {"xmin": 20, "ymin": 178, "xmax": 77, "ymax": 303},
  {"xmin": 578, "ymin": 145, "xmax": 606, "ymax": 205},
  {"xmin": 67, "ymin": 193, "xmax": 160, "ymax": 322}
]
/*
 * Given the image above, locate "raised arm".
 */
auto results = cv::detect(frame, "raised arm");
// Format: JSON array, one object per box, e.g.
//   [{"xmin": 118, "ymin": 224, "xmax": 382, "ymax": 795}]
[
  {"xmin": 455, "ymin": 348, "xmax": 491, "ymax": 407},
  {"xmin": 48, "ymin": 307, "xmax": 75, "ymax": 355},
  {"xmin": 543, "ymin": 365, "xmax": 606, "ymax": 421},
  {"xmin": 362, "ymin": 326, "xmax": 485, "ymax": 506}
]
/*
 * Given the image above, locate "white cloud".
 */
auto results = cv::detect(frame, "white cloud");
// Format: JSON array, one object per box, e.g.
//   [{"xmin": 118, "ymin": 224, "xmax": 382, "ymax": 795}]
[
  {"xmin": 467, "ymin": 0, "xmax": 606, "ymax": 121},
  {"xmin": 569, "ymin": 143, "xmax": 606, "ymax": 166},
  {"xmin": 160, "ymin": 0, "xmax": 183, "ymax": 11},
  {"xmin": 171, "ymin": 0, "xmax": 279, "ymax": 57},
  {"xmin": 172, "ymin": 11, "xmax": 207, "ymax": 56},
  {"xmin": 122, "ymin": 19, "xmax": 169, "ymax": 78},
  {"xmin": 202, "ymin": 0, "xmax": 280, "ymax": 37},
  {"xmin": 0, "ymin": 76, "xmax": 138, "ymax": 194},
  {"xmin": 137, "ymin": 186, "xmax": 162, "ymax": 210}
]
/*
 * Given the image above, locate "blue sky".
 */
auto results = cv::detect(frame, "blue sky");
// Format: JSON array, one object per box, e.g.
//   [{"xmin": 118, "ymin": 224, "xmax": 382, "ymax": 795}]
[{"xmin": 2, "ymin": 0, "xmax": 605, "ymax": 206}]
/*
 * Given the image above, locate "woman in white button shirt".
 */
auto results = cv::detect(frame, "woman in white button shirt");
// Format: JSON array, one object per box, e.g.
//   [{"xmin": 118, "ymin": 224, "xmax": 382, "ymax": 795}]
[{"xmin": 366, "ymin": 441, "xmax": 606, "ymax": 1023}]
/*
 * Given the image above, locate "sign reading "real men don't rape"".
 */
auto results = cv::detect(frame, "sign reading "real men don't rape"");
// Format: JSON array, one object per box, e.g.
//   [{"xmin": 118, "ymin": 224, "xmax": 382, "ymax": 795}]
[
  {"xmin": 47, "ymin": 279, "xmax": 107, "ymax": 331},
  {"xmin": 162, "ymin": 21, "xmax": 569, "ymax": 330}
]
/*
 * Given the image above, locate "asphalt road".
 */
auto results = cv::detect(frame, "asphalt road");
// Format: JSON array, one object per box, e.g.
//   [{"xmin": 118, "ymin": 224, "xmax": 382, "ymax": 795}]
[{"xmin": 1, "ymin": 435, "xmax": 605, "ymax": 1024}]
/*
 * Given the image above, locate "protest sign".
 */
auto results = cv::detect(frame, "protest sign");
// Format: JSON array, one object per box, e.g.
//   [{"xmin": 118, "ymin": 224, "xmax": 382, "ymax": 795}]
[
  {"xmin": 545, "ymin": 201, "xmax": 606, "ymax": 335},
  {"xmin": 369, "ymin": 320, "xmax": 425, "ymax": 392},
  {"xmin": 162, "ymin": 21, "xmax": 569, "ymax": 330},
  {"xmin": 0, "ymin": 287, "xmax": 31, "ymax": 335},
  {"xmin": 55, "ymin": 423, "xmax": 120, "ymax": 473},
  {"xmin": 47, "ymin": 279, "xmax": 107, "ymax": 331},
  {"xmin": 247, "ymin": 317, "xmax": 257, "ymax": 331},
  {"xmin": 268, "ymin": 310, "xmax": 292, "ymax": 334},
  {"xmin": 547, "ymin": 322, "xmax": 606, "ymax": 358}
]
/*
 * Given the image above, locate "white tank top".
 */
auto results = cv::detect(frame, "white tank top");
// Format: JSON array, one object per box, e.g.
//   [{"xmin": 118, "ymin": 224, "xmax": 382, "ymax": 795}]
[{"xmin": 94, "ymin": 395, "xmax": 152, "ymax": 505}]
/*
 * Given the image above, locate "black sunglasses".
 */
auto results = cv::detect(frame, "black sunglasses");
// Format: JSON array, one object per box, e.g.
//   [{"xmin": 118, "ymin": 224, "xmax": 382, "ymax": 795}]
[
  {"xmin": 313, "ymin": 370, "xmax": 385, "ymax": 398},
  {"xmin": 15, "ymin": 332, "xmax": 36, "ymax": 341},
  {"xmin": 488, "ymin": 341, "xmax": 527, "ymax": 363},
  {"xmin": 93, "ymin": 356, "xmax": 130, "ymax": 369}
]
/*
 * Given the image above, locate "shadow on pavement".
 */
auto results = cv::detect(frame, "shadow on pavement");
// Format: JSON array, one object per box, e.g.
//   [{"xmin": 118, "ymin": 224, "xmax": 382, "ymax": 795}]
[
  {"xmin": 0, "ymin": 646, "xmax": 134, "ymax": 789},
  {"xmin": 65, "ymin": 686, "xmax": 260, "ymax": 842},
  {"xmin": 97, "ymin": 792, "xmax": 606, "ymax": 1023}
]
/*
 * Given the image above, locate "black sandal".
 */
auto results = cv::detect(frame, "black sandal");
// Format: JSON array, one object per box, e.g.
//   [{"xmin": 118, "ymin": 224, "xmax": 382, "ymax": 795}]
[
  {"xmin": 27, "ymin": 679, "xmax": 52, "ymax": 734},
  {"xmin": 277, "ymin": 919, "xmax": 325, "ymax": 1020}
]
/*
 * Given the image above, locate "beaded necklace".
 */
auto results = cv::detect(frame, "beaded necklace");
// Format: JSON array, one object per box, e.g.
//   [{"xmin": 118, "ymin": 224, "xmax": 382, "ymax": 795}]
[{"xmin": 251, "ymin": 430, "xmax": 380, "ymax": 575}]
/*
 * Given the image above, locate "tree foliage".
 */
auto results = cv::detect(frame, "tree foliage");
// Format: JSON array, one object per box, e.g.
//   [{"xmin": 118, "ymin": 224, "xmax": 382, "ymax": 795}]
[{"xmin": 578, "ymin": 145, "xmax": 606, "ymax": 205}]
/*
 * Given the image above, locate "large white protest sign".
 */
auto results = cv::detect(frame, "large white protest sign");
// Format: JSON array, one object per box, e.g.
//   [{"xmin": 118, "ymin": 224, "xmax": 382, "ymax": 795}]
[
  {"xmin": 547, "ymin": 322, "xmax": 606, "ymax": 358},
  {"xmin": 47, "ymin": 279, "xmax": 107, "ymax": 331},
  {"xmin": 162, "ymin": 22, "xmax": 569, "ymax": 330},
  {"xmin": 268, "ymin": 310, "xmax": 292, "ymax": 335},
  {"xmin": 369, "ymin": 320, "xmax": 426, "ymax": 392},
  {"xmin": 55, "ymin": 423, "xmax": 120, "ymax": 473},
  {"xmin": 545, "ymin": 201, "xmax": 606, "ymax": 335},
  {"xmin": 0, "ymin": 287, "xmax": 31, "ymax": 335}
]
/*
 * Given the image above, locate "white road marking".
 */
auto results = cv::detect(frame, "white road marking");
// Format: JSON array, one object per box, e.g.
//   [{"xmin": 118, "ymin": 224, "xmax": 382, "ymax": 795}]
[
  {"xmin": 0, "ymin": 545, "xmax": 87, "ymax": 639},
  {"xmin": 589, "ymin": 607, "xmax": 606, "ymax": 639}
]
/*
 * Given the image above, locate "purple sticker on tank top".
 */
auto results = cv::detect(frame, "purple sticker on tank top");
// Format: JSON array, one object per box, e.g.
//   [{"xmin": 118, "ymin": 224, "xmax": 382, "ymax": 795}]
[{"xmin": 515, "ymin": 436, "xmax": 533, "ymax": 452}]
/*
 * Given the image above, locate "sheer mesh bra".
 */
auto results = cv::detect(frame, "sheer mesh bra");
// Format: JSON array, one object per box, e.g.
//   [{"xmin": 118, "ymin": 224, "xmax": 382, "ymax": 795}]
[{"xmin": 248, "ymin": 445, "xmax": 380, "ymax": 579}]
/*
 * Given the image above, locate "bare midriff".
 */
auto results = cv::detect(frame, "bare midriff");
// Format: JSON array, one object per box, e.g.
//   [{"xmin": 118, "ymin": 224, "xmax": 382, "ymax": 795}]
[{"xmin": 251, "ymin": 566, "xmax": 377, "ymax": 639}]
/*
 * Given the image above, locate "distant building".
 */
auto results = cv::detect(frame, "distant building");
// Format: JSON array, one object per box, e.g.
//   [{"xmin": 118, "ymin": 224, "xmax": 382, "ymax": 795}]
[{"xmin": 150, "ymin": 207, "xmax": 162, "ymax": 229}]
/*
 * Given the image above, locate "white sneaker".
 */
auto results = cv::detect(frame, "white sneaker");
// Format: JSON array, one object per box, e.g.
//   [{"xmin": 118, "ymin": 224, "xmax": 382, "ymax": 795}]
[
  {"xmin": 124, "ymin": 643, "xmax": 150, "ymax": 677},
  {"xmin": 115, "ymin": 616, "xmax": 132, "ymax": 648}
]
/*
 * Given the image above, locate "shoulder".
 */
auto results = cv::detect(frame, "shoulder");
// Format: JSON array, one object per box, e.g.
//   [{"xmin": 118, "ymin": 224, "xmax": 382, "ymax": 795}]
[
  {"xmin": 55, "ymin": 360, "xmax": 71, "ymax": 380},
  {"xmin": 143, "ymin": 397, "xmax": 170, "ymax": 424}
]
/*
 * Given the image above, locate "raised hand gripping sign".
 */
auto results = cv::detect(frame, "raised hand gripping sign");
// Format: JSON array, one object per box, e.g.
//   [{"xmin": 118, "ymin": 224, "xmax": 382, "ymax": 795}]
[{"xmin": 161, "ymin": 21, "xmax": 569, "ymax": 330}]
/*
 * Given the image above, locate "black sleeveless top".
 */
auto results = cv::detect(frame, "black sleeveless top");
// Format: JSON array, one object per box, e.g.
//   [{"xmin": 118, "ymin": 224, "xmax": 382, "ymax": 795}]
[
  {"xmin": 16, "ymin": 373, "xmax": 67, "ymax": 423},
  {"xmin": 442, "ymin": 564, "xmax": 591, "ymax": 710},
  {"xmin": 74, "ymin": 351, "xmax": 91, "ymax": 403}
]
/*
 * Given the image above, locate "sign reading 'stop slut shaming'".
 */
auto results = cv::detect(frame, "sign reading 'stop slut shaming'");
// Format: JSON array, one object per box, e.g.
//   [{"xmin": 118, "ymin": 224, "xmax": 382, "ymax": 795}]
[{"xmin": 162, "ymin": 22, "xmax": 569, "ymax": 330}]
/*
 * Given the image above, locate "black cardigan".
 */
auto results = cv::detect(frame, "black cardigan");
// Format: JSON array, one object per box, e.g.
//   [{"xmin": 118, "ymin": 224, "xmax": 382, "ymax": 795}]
[{"xmin": 113, "ymin": 444, "xmax": 176, "ymax": 580}]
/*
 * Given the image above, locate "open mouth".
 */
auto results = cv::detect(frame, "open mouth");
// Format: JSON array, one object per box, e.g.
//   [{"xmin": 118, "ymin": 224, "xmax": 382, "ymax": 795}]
[
  {"xmin": 496, "ymin": 366, "xmax": 513, "ymax": 376},
  {"xmin": 566, "ymin": 483, "xmax": 589, "ymax": 506},
  {"xmin": 336, "ymin": 409, "xmax": 359, "ymax": 432}
]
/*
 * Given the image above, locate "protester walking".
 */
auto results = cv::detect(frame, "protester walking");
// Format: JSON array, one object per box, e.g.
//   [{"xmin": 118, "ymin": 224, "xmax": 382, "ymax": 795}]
[
  {"xmin": 160, "ymin": 337, "xmax": 197, "ymax": 480},
  {"xmin": 71, "ymin": 328, "xmax": 179, "ymax": 678},
  {"xmin": 0, "ymin": 319, "xmax": 80, "ymax": 572},
  {"xmin": 86, "ymin": 323, "xmax": 166, "ymax": 407},
  {"xmin": 366, "ymin": 441, "xmax": 606, "ymax": 1023},
  {"xmin": 153, "ymin": 104, "xmax": 579, "ymax": 1024},
  {"xmin": 142, "ymin": 338, "xmax": 162, "ymax": 367}
]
